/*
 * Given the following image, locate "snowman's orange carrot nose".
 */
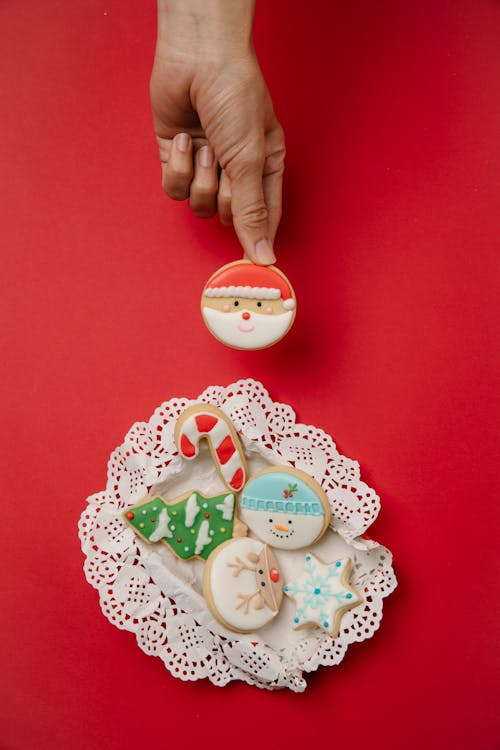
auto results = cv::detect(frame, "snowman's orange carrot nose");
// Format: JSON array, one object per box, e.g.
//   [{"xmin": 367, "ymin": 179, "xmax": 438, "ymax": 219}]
[{"xmin": 275, "ymin": 523, "xmax": 289, "ymax": 532}]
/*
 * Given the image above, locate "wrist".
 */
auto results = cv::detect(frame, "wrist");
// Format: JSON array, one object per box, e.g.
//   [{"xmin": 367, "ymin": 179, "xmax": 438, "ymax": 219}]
[{"xmin": 157, "ymin": 0, "xmax": 256, "ymax": 61}]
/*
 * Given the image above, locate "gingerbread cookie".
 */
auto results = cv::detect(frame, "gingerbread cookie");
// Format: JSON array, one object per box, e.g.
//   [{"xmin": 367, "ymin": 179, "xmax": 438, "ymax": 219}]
[
  {"xmin": 240, "ymin": 467, "xmax": 331, "ymax": 550},
  {"xmin": 284, "ymin": 553, "xmax": 362, "ymax": 637},
  {"xmin": 123, "ymin": 490, "xmax": 247, "ymax": 561},
  {"xmin": 174, "ymin": 403, "xmax": 247, "ymax": 493},
  {"xmin": 201, "ymin": 259, "xmax": 296, "ymax": 350},
  {"xmin": 203, "ymin": 538, "xmax": 283, "ymax": 633}
]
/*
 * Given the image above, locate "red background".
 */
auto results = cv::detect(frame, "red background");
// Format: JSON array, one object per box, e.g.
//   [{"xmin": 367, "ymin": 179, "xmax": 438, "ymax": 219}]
[{"xmin": 1, "ymin": 1, "xmax": 499, "ymax": 748}]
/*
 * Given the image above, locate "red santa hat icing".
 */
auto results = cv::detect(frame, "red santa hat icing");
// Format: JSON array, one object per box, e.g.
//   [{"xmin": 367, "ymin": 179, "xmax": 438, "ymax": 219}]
[{"xmin": 203, "ymin": 261, "xmax": 296, "ymax": 310}]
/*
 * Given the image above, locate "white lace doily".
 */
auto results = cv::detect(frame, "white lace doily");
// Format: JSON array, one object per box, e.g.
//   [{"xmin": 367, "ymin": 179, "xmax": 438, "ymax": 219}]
[{"xmin": 78, "ymin": 379, "xmax": 397, "ymax": 692}]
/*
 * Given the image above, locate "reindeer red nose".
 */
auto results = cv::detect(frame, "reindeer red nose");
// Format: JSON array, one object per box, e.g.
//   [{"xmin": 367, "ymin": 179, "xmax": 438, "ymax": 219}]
[
  {"xmin": 242, "ymin": 311, "xmax": 251, "ymax": 320},
  {"xmin": 269, "ymin": 568, "xmax": 280, "ymax": 583}
]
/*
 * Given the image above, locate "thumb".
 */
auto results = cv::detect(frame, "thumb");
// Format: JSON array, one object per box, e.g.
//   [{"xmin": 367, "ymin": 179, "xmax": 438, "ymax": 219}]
[{"xmin": 229, "ymin": 163, "xmax": 276, "ymax": 265}]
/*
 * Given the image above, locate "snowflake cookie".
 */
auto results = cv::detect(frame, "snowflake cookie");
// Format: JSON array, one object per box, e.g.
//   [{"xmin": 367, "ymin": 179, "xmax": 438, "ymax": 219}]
[{"xmin": 284, "ymin": 553, "xmax": 363, "ymax": 637}]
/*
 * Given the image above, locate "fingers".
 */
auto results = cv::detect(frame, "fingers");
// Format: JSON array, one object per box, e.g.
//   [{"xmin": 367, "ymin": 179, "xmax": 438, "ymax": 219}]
[
  {"xmin": 262, "ymin": 169, "xmax": 283, "ymax": 247},
  {"xmin": 229, "ymin": 152, "xmax": 276, "ymax": 265},
  {"xmin": 217, "ymin": 170, "xmax": 232, "ymax": 226},
  {"xmin": 262, "ymin": 128, "xmax": 285, "ymax": 244},
  {"xmin": 162, "ymin": 133, "xmax": 193, "ymax": 200},
  {"xmin": 158, "ymin": 129, "xmax": 284, "ymax": 264},
  {"xmin": 189, "ymin": 146, "xmax": 219, "ymax": 218}
]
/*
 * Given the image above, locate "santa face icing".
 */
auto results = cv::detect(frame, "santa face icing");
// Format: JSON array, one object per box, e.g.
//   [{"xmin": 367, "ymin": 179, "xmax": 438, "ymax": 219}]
[
  {"xmin": 240, "ymin": 468, "xmax": 331, "ymax": 550},
  {"xmin": 201, "ymin": 260, "xmax": 296, "ymax": 350}
]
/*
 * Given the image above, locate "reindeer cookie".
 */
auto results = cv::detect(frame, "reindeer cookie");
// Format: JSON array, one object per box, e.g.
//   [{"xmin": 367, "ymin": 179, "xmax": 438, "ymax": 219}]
[{"xmin": 203, "ymin": 538, "xmax": 283, "ymax": 633}]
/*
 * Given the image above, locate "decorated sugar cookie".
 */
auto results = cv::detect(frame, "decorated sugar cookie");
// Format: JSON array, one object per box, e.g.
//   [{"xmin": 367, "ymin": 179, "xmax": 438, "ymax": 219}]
[
  {"xmin": 284, "ymin": 553, "xmax": 362, "ymax": 637},
  {"xmin": 240, "ymin": 467, "xmax": 331, "ymax": 550},
  {"xmin": 203, "ymin": 537, "xmax": 283, "ymax": 633},
  {"xmin": 201, "ymin": 259, "xmax": 296, "ymax": 350},
  {"xmin": 123, "ymin": 491, "xmax": 247, "ymax": 561},
  {"xmin": 175, "ymin": 403, "xmax": 247, "ymax": 492}
]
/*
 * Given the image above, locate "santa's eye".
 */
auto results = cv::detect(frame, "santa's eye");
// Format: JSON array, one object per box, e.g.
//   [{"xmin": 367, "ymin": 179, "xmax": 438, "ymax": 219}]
[
  {"xmin": 257, "ymin": 301, "xmax": 262, "ymax": 307},
  {"xmin": 233, "ymin": 300, "xmax": 239, "ymax": 307}
]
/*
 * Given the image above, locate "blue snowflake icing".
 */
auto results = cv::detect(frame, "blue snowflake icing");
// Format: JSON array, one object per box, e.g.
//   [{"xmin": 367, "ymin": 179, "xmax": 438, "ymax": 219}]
[{"xmin": 286, "ymin": 555, "xmax": 356, "ymax": 628}]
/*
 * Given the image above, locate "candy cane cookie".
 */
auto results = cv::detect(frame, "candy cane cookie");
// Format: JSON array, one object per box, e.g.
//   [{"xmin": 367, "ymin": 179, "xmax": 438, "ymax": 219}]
[{"xmin": 174, "ymin": 404, "xmax": 247, "ymax": 492}]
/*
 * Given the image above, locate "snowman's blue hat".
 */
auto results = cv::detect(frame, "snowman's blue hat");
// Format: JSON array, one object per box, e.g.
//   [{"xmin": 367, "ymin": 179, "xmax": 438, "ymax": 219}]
[{"xmin": 241, "ymin": 495, "xmax": 324, "ymax": 516}]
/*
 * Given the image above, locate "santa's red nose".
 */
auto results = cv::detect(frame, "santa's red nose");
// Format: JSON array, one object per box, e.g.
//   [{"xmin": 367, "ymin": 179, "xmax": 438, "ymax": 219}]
[{"xmin": 242, "ymin": 311, "xmax": 251, "ymax": 320}]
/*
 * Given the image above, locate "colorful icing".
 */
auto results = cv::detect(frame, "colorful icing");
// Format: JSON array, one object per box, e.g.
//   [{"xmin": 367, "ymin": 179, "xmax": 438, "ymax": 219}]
[
  {"xmin": 284, "ymin": 553, "xmax": 362, "ymax": 637},
  {"xmin": 202, "ymin": 306, "xmax": 293, "ymax": 351},
  {"xmin": 175, "ymin": 405, "xmax": 247, "ymax": 492},
  {"xmin": 203, "ymin": 538, "xmax": 283, "ymax": 633},
  {"xmin": 240, "ymin": 468, "xmax": 331, "ymax": 550},
  {"xmin": 185, "ymin": 493, "xmax": 200, "ymax": 528},
  {"xmin": 201, "ymin": 260, "xmax": 296, "ymax": 350},
  {"xmin": 215, "ymin": 494, "xmax": 234, "ymax": 521},
  {"xmin": 124, "ymin": 491, "xmax": 238, "ymax": 561}
]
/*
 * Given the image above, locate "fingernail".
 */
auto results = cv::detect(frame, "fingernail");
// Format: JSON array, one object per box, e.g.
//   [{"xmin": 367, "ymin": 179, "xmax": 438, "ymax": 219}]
[
  {"xmin": 199, "ymin": 145, "xmax": 214, "ymax": 168},
  {"xmin": 175, "ymin": 133, "xmax": 189, "ymax": 152},
  {"xmin": 255, "ymin": 239, "xmax": 276, "ymax": 265}
]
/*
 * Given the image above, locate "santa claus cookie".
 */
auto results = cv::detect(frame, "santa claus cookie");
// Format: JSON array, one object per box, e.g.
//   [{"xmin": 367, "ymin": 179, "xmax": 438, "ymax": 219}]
[
  {"xmin": 174, "ymin": 403, "xmax": 247, "ymax": 493},
  {"xmin": 203, "ymin": 538, "xmax": 283, "ymax": 633},
  {"xmin": 201, "ymin": 259, "xmax": 296, "ymax": 350},
  {"xmin": 123, "ymin": 490, "xmax": 247, "ymax": 561},
  {"xmin": 239, "ymin": 467, "xmax": 331, "ymax": 550}
]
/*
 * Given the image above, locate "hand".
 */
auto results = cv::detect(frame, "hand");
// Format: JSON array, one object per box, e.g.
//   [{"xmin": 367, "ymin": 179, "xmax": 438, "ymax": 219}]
[{"xmin": 150, "ymin": 0, "xmax": 285, "ymax": 264}]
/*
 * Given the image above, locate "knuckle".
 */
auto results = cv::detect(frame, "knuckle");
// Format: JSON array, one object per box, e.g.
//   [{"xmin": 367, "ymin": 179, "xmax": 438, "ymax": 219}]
[
  {"xmin": 190, "ymin": 201, "xmax": 216, "ymax": 219},
  {"xmin": 236, "ymin": 199, "xmax": 268, "ymax": 229},
  {"xmin": 224, "ymin": 142, "xmax": 264, "ymax": 179},
  {"xmin": 168, "ymin": 164, "xmax": 191, "ymax": 181},
  {"xmin": 164, "ymin": 183, "xmax": 188, "ymax": 201},
  {"xmin": 192, "ymin": 184, "xmax": 217, "ymax": 202},
  {"xmin": 233, "ymin": 153, "xmax": 263, "ymax": 177},
  {"xmin": 218, "ymin": 194, "xmax": 232, "ymax": 213},
  {"xmin": 219, "ymin": 212, "xmax": 233, "ymax": 227}
]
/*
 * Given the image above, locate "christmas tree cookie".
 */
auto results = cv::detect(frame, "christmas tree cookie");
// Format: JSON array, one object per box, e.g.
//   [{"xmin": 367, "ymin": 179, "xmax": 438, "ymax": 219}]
[{"xmin": 123, "ymin": 490, "xmax": 247, "ymax": 561}]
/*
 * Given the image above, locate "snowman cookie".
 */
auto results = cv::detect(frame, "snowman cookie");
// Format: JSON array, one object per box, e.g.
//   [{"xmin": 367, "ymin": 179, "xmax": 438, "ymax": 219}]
[
  {"xmin": 203, "ymin": 538, "xmax": 283, "ymax": 633},
  {"xmin": 201, "ymin": 259, "xmax": 296, "ymax": 350},
  {"xmin": 240, "ymin": 467, "xmax": 331, "ymax": 550},
  {"xmin": 284, "ymin": 553, "xmax": 363, "ymax": 638},
  {"xmin": 175, "ymin": 403, "xmax": 247, "ymax": 492},
  {"xmin": 123, "ymin": 490, "xmax": 247, "ymax": 561}
]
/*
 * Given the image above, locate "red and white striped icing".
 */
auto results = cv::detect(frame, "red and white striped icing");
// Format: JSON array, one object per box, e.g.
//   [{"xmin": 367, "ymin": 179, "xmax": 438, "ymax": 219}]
[{"xmin": 177, "ymin": 411, "xmax": 246, "ymax": 491}]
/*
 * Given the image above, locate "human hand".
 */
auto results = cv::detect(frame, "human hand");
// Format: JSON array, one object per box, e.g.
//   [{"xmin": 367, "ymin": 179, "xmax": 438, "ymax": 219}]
[{"xmin": 150, "ymin": 0, "xmax": 285, "ymax": 264}]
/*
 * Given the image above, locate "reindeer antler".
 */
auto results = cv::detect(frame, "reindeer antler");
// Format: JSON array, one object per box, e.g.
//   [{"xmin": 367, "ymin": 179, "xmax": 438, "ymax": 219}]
[
  {"xmin": 235, "ymin": 591, "xmax": 265, "ymax": 614},
  {"xmin": 227, "ymin": 555, "xmax": 257, "ymax": 577}
]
